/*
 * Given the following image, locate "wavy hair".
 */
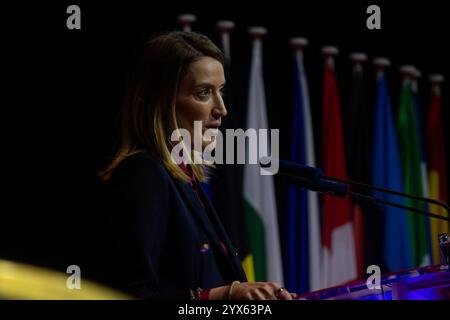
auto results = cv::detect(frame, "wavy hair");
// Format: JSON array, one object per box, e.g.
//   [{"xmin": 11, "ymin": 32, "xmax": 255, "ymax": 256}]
[{"xmin": 99, "ymin": 31, "xmax": 224, "ymax": 182}]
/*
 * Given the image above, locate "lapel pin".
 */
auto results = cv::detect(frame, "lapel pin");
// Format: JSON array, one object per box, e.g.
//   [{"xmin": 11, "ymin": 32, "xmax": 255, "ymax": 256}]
[{"xmin": 200, "ymin": 243, "xmax": 209, "ymax": 253}]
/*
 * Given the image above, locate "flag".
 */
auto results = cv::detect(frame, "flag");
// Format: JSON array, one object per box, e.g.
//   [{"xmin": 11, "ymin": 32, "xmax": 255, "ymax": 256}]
[
  {"xmin": 343, "ymin": 58, "xmax": 370, "ymax": 278},
  {"xmin": 243, "ymin": 34, "xmax": 283, "ymax": 284},
  {"xmin": 321, "ymin": 52, "xmax": 357, "ymax": 287},
  {"xmin": 411, "ymin": 77, "xmax": 433, "ymax": 261},
  {"xmin": 286, "ymin": 46, "xmax": 321, "ymax": 293},
  {"xmin": 425, "ymin": 78, "xmax": 449, "ymax": 264},
  {"xmin": 412, "ymin": 81, "xmax": 430, "ymax": 200},
  {"xmin": 396, "ymin": 77, "xmax": 431, "ymax": 267},
  {"xmin": 372, "ymin": 72, "xmax": 413, "ymax": 272},
  {"xmin": 211, "ymin": 23, "xmax": 254, "ymax": 281}
]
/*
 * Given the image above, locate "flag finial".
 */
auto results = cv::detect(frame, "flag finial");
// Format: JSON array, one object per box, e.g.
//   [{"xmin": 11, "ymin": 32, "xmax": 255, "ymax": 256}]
[
  {"xmin": 399, "ymin": 65, "xmax": 416, "ymax": 77},
  {"xmin": 373, "ymin": 57, "xmax": 390, "ymax": 78},
  {"xmin": 349, "ymin": 52, "xmax": 368, "ymax": 63},
  {"xmin": 321, "ymin": 46, "xmax": 339, "ymax": 56},
  {"xmin": 216, "ymin": 20, "xmax": 235, "ymax": 61},
  {"xmin": 289, "ymin": 37, "xmax": 308, "ymax": 50},
  {"xmin": 350, "ymin": 53, "xmax": 367, "ymax": 72},
  {"xmin": 429, "ymin": 74, "xmax": 444, "ymax": 96},
  {"xmin": 373, "ymin": 57, "xmax": 391, "ymax": 68},
  {"xmin": 216, "ymin": 20, "xmax": 235, "ymax": 32},
  {"xmin": 429, "ymin": 74, "xmax": 445, "ymax": 83},
  {"xmin": 177, "ymin": 14, "xmax": 197, "ymax": 31},
  {"xmin": 321, "ymin": 46, "xmax": 338, "ymax": 68},
  {"xmin": 248, "ymin": 26, "xmax": 267, "ymax": 39}
]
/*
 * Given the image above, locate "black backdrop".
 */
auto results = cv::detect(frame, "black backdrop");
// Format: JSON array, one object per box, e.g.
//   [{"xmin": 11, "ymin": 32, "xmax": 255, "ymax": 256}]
[{"xmin": 3, "ymin": 1, "xmax": 449, "ymax": 279}]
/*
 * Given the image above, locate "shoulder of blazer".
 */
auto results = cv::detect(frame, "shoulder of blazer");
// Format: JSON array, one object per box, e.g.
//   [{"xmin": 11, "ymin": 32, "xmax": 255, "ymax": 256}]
[{"xmin": 110, "ymin": 151, "xmax": 170, "ymax": 185}]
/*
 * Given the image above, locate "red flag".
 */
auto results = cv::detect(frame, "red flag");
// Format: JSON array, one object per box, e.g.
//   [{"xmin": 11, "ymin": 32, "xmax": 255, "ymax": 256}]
[
  {"xmin": 426, "ymin": 78, "xmax": 449, "ymax": 264},
  {"xmin": 321, "ymin": 51, "xmax": 357, "ymax": 288}
]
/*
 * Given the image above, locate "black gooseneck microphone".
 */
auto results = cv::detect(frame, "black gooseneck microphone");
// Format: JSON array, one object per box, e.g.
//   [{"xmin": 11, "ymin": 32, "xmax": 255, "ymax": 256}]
[{"xmin": 259, "ymin": 157, "xmax": 450, "ymax": 223}]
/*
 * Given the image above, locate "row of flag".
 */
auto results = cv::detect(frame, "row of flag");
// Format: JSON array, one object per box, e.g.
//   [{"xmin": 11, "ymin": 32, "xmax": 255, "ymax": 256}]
[{"xmin": 178, "ymin": 17, "xmax": 449, "ymax": 294}]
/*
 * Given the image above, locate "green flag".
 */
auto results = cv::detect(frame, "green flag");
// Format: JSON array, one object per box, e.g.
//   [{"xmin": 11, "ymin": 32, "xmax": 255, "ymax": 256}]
[
  {"xmin": 243, "ymin": 29, "xmax": 283, "ymax": 284},
  {"xmin": 396, "ymin": 77, "xmax": 431, "ymax": 267}
]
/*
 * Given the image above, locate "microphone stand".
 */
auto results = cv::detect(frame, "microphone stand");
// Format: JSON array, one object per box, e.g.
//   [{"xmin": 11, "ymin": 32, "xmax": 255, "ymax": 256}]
[
  {"xmin": 277, "ymin": 170, "xmax": 450, "ymax": 222},
  {"xmin": 277, "ymin": 170, "xmax": 450, "ymax": 265},
  {"xmin": 322, "ymin": 174, "xmax": 450, "ymax": 223}
]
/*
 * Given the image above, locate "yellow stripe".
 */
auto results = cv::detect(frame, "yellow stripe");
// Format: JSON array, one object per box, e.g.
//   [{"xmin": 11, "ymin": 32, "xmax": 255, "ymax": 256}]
[
  {"xmin": 241, "ymin": 254, "xmax": 255, "ymax": 283},
  {"xmin": 0, "ymin": 259, "xmax": 130, "ymax": 299},
  {"xmin": 428, "ymin": 171, "xmax": 449, "ymax": 264}
]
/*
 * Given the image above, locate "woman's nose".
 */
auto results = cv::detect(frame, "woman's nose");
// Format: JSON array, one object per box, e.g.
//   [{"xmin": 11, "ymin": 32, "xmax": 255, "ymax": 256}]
[{"xmin": 213, "ymin": 95, "xmax": 228, "ymax": 118}]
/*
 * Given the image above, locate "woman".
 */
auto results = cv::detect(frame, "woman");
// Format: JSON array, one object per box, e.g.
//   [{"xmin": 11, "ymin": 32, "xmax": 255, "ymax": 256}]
[{"xmin": 98, "ymin": 31, "xmax": 294, "ymax": 300}]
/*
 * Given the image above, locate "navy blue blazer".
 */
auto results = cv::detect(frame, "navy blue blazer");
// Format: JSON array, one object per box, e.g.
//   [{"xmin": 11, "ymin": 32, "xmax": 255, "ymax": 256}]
[{"xmin": 99, "ymin": 151, "xmax": 247, "ymax": 299}]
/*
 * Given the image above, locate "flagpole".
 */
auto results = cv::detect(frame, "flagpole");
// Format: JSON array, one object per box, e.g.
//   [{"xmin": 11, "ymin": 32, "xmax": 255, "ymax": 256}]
[
  {"xmin": 177, "ymin": 14, "xmax": 197, "ymax": 32},
  {"xmin": 216, "ymin": 20, "xmax": 235, "ymax": 62}
]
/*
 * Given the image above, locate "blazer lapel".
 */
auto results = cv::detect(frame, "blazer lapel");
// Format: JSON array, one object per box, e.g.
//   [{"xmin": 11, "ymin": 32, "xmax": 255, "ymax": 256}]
[
  {"xmin": 196, "ymin": 183, "xmax": 248, "ymax": 282},
  {"xmin": 174, "ymin": 180, "xmax": 223, "ymax": 249},
  {"xmin": 174, "ymin": 179, "xmax": 246, "ymax": 281}
]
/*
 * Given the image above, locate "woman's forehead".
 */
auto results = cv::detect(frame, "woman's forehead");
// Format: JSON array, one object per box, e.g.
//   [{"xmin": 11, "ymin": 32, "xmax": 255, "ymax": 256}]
[{"xmin": 184, "ymin": 57, "xmax": 225, "ymax": 86}]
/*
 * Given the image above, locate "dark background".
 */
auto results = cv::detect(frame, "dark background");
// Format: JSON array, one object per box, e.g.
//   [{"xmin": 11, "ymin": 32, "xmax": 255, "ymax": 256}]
[{"xmin": 2, "ymin": 1, "xmax": 449, "ymax": 279}]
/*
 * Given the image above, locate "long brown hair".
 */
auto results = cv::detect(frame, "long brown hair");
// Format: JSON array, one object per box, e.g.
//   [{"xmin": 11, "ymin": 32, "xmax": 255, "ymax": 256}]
[{"xmin": 98, "ymin": 31, "xmax": 224, "ymax": 182}]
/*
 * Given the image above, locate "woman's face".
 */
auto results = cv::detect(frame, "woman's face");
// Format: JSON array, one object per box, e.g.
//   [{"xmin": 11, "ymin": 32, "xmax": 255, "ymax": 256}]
[{"xmin": 176, "ymin": 57, "xmax": 227, "ymax": 151}]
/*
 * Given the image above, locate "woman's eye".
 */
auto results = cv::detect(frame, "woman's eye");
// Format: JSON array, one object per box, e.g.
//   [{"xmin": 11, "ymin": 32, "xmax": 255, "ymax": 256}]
[{"xmin": 197, "ymin": 89, "xmax": 210, "ymax": 98}]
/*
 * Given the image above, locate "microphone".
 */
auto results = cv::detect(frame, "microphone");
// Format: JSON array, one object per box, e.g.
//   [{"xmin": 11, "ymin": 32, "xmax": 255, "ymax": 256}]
[
  {"xmin": 282, "ymin": 175, "xmax": 348, "ymax": 198},
  {"xmin": 259, "ymin": 157, "xmax": 450, "ymax": 222},
  {"xmin": 259, "ymin": 157, "xmax": 347, "ymax": 198},
  {"xmin": 276, "ymin": 159, "xmax": 323, "ymax": 181}
]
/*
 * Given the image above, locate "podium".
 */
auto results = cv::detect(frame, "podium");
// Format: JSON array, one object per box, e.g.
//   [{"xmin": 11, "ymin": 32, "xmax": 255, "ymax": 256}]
[{"xmin": 297, "ymin": 264, "xmax": 450, "ymax": 300}]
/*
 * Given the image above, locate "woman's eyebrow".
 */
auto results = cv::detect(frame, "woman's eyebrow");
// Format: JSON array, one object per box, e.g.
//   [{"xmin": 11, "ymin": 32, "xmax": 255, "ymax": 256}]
[{"xmin": 193, "ymin": 81, "xmax": 226, "ymax": 89}]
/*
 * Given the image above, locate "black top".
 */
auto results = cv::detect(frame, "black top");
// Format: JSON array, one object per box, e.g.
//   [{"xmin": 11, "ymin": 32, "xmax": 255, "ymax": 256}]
[{"xmin": 97, "ymin": 151, "xmax": 247, "ymax": 299}]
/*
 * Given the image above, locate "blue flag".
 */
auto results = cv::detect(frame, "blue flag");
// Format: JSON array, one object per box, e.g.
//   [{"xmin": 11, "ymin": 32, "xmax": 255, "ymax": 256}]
[
  {"xmin": 372, "ymin": 73, "xmax": 413, "ymax": 271},
  {"xmin": 286, "ymin": 48, "xmax": 321, "ymax": 293},
  {"xmin": 287, "ymin": 55, "xmax": 308, "ymax": 293}
]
